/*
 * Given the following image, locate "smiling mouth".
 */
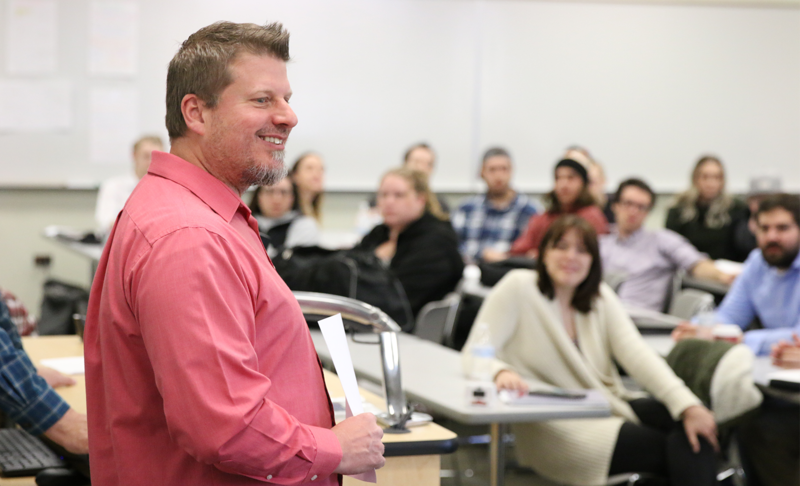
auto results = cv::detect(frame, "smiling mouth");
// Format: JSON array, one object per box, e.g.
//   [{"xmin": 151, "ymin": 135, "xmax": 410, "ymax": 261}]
[{"xmin": 258, "ymin": 135, "xmax": 285, "ymax": 146}]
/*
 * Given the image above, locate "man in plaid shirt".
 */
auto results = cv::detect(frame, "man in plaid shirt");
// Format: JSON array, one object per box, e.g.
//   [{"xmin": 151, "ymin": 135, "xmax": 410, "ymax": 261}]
[
  {"xmin": 0, "ymin": 298, "xmax": 88, "ymax": 453},
  {"xmin": 451, "ymin": 147, "xmax": 538, "ymax": 262}
]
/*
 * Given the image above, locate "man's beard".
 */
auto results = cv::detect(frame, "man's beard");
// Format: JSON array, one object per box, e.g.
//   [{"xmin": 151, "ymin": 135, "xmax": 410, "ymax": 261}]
[
  {"xmin": 241, "ymin": 150, "xmax": 287, "ymax": 187},
  {"xmin": 762, "ymin": 242, "xmax": 800, "ymax": 269}
]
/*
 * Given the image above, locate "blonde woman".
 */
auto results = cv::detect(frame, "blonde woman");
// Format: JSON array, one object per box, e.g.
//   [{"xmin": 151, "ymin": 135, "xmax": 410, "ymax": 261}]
[
  {"xmin": 355, "ymin": 168, "xmax": 464, "ymax": 318},
  {"xmin": 666, "ymin": 156, "xmax": 748, "ymax": 261}
]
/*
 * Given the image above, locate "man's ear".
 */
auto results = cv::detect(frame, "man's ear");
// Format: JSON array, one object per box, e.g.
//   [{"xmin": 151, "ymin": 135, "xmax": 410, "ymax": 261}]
[{"xmin": 181, "ymin": 94, "xmax": 208, "ymax": 136}]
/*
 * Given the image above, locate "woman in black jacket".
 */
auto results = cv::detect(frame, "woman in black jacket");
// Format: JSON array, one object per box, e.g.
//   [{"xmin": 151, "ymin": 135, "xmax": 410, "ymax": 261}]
[{"xmin": 357, "ymin": 168, "xmax": 464, "ymax": 319}]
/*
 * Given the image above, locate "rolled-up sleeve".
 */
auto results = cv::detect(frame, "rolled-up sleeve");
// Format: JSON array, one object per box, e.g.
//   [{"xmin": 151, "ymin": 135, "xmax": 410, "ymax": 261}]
[{"xmin": 132, "ymin": 228, "xmax": 341, "ymax": 482}]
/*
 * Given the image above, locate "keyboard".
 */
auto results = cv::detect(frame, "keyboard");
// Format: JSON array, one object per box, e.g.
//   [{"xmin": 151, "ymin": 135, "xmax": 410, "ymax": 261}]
[{"xmin": 0, "ymin": 428, "xmax": 66, "ymax": 477}]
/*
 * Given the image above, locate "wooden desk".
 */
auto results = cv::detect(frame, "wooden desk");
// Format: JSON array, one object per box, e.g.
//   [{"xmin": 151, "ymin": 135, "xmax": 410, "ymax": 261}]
[{"xmin": 15, "ymin": 336, "xmax": 455, "ymax": 486}]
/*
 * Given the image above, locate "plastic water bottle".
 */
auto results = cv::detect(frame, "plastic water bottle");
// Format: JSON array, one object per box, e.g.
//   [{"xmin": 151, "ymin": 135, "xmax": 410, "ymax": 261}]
[
  {"xmin": 469, "ymin": 322, "xmax": 495, "ymax": 382},
  {"xmin": 461, "ymin": 264, "xmax": 482, "ymax": 294}
]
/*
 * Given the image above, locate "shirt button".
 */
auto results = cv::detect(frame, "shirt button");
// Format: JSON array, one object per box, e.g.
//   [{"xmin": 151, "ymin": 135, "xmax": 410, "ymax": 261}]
[
  {"xmin": 311, "ymin": 475, "xmax": 318, "ymax": 481},
  {"xmin": 266, "ymin": 475, "xmax": 272, "ymax": 480}
]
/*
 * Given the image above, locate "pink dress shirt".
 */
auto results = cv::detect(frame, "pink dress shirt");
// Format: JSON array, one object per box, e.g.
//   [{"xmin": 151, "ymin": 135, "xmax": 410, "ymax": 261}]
[{"xmin": 84, "ymin": 152, "xmax": 342, "ymax": 485}]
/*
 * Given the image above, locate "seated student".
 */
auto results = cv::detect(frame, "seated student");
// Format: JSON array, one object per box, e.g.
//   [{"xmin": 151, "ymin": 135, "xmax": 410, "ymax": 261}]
[
  {"xmin": 248, "ymin": 177, "xmax": 320, "ymax": 257},
  {"xmin": 356, "ymin": 142, "xmax": 450, "ymax": 235},
  {"xmin": 666, "ymin": 155, "xmax": 749, "ymax": 262},
  {"xmin": 0, "ymin": 299, "xmax": 88, "ymax": 454},
  {"xmin": 673, "ymin": 193, "xmax": 800, "ymax": 356},
  {"xmin": 505, "ymin": 158, "xmax": 608, "ymax": 260},
  {"xmin": 732, "ymin": 176, "xmax": 782, "ymax": 262},
  {"xmin": 600, "ymin": 178, "xmax": 735, "ymax": 312},
  {"xmin": 355, "ymin": 168, "xmax": 463, "ymax": 317},
  {"xmin": 401, "ymin": 142, "xmax": 450, "ymax": 214},
  {"xmin": 95, "ymin": 135, "xmax": 164, "ymax": 234},
  {"xmin": 451, "ymin": 147, "xmax": 538, "ymax": 262},
  {"xmin": 462, "ymin": 216, "xmax": 718, "ymax": 486},
  {"xmin": 564, "ymin": 145, "xmax": 614, "ymax": 223},
  {"xmin": 288, "ymin": 152, "xmax": 325, "ymax": 222}
]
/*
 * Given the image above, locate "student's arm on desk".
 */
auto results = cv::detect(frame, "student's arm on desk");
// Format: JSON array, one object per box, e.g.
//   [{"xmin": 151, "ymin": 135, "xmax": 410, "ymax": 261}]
[{"xmin": 690, "ymin": 260, "xmax": 736, "ymax": 286}]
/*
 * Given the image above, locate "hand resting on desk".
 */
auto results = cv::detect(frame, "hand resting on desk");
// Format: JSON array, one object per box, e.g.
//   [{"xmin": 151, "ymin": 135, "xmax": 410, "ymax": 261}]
[
  {"xmin": 494, "ymin": 369, "xmax": 529, "ymax": 393},
  {"xmin": 37, "ymin": 366, "xmax": 76, "ymax": 388},
  {"xmin": 771, "ymin": 334, "xmax": 800, "ymax": 369},
  {"xmin": 332, "ymin": 412, "xmax": 385, "ymax": 475},
  {"xmin": 43, "ymin": 409, "xmax": 88, "ymax": 455}
]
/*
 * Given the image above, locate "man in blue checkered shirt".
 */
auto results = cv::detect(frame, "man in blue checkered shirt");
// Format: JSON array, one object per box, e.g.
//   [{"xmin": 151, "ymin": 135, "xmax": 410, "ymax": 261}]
[
  {"xmin": 0, "ymin": 298, "xmax": 88, "ymax": 453},
  {"xmin": 451, "ymin": 147, "xmax": 539, "ymax": 262}
]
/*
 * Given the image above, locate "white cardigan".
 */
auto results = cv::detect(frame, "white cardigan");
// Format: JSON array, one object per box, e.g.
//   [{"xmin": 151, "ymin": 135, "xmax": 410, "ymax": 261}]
[{"xmin": 461, "ymin": 270, "xmax": 701, "ymax": 486}]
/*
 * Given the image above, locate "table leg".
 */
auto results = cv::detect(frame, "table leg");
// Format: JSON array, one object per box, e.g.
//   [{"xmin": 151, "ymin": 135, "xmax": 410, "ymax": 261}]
[{"xmin": 489, "ymin": 422, "xmax": 507, "ymax": 486}]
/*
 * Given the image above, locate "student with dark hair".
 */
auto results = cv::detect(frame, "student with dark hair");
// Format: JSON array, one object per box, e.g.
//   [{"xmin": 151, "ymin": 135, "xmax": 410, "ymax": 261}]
[
  {"xmin": 462, "ymin": 215, "xmax": 718, "ymax": 486},
  {"xmin": 507, "ymin": 158, "xmax": 608, "ymax": 259},
  {"xmin": 451, "ymin": 147, "xmax": 538, "ymax": 262},
  {"xmin": 673, "ymin": 193, "xmax": 800, "ymax": 355},
  {"xmin": 600, "ymin": 178, "xmax": 735, "ymax": 311},
  {"xmin": 248, "ymin": 177, "xmax": 320, "ymax": 256},
  {"xmin": 289, "ymin": 152, "xmax": 325, "ymax": 221},
  {"xmin": 666, "ymin": 155, "xmax": 748, "ymax": 261}
]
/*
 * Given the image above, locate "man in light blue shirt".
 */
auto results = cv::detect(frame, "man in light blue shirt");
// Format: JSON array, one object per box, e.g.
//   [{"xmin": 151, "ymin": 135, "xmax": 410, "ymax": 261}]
[{"xmin": 674, "ymin": 193, "xmax": 800, "ymax": 356}]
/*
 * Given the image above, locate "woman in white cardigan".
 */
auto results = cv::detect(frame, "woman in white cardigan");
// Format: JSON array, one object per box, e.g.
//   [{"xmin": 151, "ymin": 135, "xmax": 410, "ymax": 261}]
[{"xmin": 462, "ymin": 215, "xmax": 719, "ymax": 486}]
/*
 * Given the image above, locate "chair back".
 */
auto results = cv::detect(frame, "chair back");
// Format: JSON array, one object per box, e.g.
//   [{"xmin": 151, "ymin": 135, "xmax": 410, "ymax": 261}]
[
  {"xmin": 414, "ymin": 293, "xmax": 461, "ymax": 345},
  {"xmin": 668, "ymin": 288, "xmax": 715, "ymax": 320}
]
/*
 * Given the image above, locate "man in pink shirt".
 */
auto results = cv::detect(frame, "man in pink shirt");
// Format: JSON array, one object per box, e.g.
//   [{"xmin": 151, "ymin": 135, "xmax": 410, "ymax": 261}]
[{"xmin": 84, "ymin": 21, "xmax": 384, "ymax": 485}]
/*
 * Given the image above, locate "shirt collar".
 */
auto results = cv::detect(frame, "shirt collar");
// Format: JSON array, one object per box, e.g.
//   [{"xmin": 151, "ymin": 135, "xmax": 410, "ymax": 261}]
[
  {"xmin": 146, "ymin": 151, "xmax": 248, "ymax": 223},
  {"xmin": 610, "ymin": 224, "xmax": 644, "ymax": 243}
]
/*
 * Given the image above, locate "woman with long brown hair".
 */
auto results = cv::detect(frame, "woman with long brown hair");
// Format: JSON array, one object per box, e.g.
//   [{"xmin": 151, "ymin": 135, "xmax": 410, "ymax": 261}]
[
  {"xmin": 463, "ymin": 215, "xmax": 718, "ymax": 486},
  {"xmin": 506, "ymin": 158, "xmax": 608, "ymax": 259}
]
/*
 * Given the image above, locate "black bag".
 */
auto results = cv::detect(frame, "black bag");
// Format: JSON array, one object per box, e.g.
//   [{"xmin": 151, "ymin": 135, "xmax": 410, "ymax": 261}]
[
  {"xmin": 273, "ymin": 247, "xmax": 414, "ymax": 331},
  {"xmin": 38, "ymin": 279, "xmax": 89, "ymax": 335}
]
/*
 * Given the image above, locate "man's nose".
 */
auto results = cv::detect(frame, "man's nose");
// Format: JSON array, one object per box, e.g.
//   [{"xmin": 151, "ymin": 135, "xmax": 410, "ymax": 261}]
[{"xmin": 274, "ymin": 100, "xmax": 298, "ymax": 129}]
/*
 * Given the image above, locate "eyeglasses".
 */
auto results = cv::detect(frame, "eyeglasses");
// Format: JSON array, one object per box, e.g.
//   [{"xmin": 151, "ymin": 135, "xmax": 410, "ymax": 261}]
[{"xmin": 618, "ymin": 200, "xmax": 650, "ymax": 213}]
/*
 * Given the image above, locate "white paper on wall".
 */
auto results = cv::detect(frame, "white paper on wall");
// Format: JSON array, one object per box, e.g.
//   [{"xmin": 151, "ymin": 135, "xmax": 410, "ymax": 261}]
[
  {"xmin": 89, "ymin": 1, "xmax": 138, "ymax": 76},
  {"xmin": 90, "ymin": 86, "xmax": 138, "ymax": 164},
  {"xmin": 5, "ymin": 0, "xmax": 58, "ymax": 74},
  {"xmin": 0, "ymin": 79, "xmax": 72, "ymax": 131}
]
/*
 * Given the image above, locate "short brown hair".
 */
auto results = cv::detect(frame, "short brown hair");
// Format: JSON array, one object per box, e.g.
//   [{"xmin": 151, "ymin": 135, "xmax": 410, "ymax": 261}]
[
  {"xmin": 536, "ymin": 215, "xmax": 602, "ymax": 313},
  {"xmin": 757, "ymin": 193, "xmax": 800, "ymax": 227},
  {"xmin": 165, "ymin": 21, "xmax": 290, "ymax": 139}
]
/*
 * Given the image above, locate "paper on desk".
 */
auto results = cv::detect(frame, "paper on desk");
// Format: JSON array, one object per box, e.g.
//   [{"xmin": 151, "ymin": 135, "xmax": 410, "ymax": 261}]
[
  {"xmin": 318, "ymin": 314, "xmax": 377, "ymax": 483},
  {"xmin": 40, "ymin": 356, "xmax": 84, "ymax": 375}
]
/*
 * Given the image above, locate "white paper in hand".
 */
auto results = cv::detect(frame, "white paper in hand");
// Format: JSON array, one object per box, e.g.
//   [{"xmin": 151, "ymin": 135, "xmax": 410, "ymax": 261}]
[{"xmin": 318, "ymin": 314, "xmax": 377, "ymax": 482}]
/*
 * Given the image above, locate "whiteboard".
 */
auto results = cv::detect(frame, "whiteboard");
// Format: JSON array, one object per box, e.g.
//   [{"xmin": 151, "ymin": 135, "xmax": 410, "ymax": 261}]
[{"xmin": 0, "ymin": 0, "xmax": 798, "ymax": 192}]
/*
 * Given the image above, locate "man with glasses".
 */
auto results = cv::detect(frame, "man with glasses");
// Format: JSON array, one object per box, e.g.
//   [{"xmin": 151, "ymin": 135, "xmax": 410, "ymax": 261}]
[{"xmin": 599, "ymin": 178, "xmax": 734, "ymax": 312}]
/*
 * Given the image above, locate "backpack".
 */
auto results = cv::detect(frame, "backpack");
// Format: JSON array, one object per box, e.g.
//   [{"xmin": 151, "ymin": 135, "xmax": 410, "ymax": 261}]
[{"xmin": 273, "ymin": 247, "xmax": 414, "ymax": 331}]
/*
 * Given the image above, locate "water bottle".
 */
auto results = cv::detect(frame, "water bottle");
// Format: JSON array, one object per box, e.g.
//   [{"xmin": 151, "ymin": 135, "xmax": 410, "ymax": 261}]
[{"xmin": 469, "ymin": 322, "xmax": 495, "ymax": 382}]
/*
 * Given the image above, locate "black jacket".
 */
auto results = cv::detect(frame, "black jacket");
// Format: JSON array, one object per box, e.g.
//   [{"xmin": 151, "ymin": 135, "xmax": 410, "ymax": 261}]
[{"xmin": 357, "ymin": 212, "xmax": 464, "ymax": 317}]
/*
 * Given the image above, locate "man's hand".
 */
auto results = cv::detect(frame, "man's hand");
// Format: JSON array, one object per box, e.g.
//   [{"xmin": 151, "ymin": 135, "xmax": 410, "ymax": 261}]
[
  {"xmin": 480, "ymin": 249, "xmax": 508, "ymax": 263},
  {"xmin": 332, "ymin": 413, "xmax": 385, "ymax": 475},
  {"xmin": 37, "ymin": 366, "xmax": 76, "ymax": 388},
  {"xmin": 43, "ymin": 409, "xmax": 88, "ymax": 454},
  {"xmin": 717, "ymin": 272, "xmax": 737, "ymax": 286},
  {"xmin": 494, "ymin": 370, "xmax": 529, "ymax": 393},
  {"xmin": 671, "ymin": 322, "xmax": 713, "ymax": 341},
  {"xmin": 681, "ymin": 405, "xmax": 719, "ymax": 453},
  {"xmin": 771, "ymin": 334, "xmax": 800, "ymax": 369}
]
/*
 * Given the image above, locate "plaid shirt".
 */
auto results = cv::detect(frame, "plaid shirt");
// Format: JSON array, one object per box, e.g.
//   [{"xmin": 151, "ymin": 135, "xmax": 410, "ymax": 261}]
[
  {"xmin": 0, "ymin": 288, "xmax": 36, "ymax": 336},
  {"xmin": 0, "ymin": 299, "xmax": 69, "ymax": 435},
  {"xmin": 451, "ymin": 193, "xmax": 538, "ymax": 260}
]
